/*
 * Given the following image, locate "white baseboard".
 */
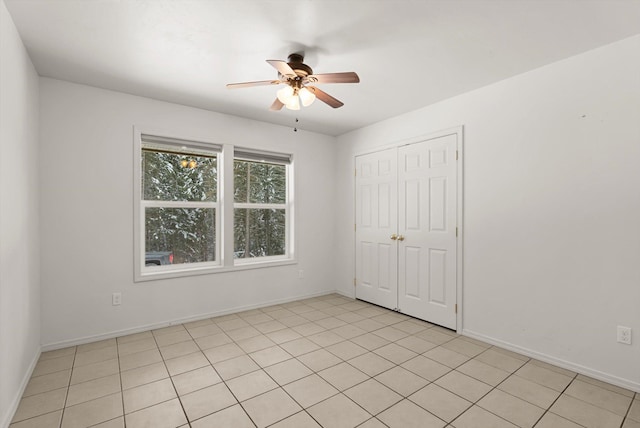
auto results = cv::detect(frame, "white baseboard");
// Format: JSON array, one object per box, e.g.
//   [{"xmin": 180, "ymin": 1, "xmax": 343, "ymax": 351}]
[
  {"xmin": 463, "ymin": 329, "xmax": 640, "ymax": 393},
  {"xmin": 1, "ymin": 347, "xmax": 41, "ymax": 428},
  {"xmin": 42, "ymin": 290, "xmax": 337, "ymax": 351}
]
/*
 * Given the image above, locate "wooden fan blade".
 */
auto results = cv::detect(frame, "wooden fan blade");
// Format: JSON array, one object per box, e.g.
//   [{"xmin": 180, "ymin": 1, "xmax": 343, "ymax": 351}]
[
  {"xmin": 226, "ymin": 80, "xmax": 281, "ymax": 89},
  {"xmin": 307, "ymin": 72, "xmax": 360, "ymax": 84},
  {"xmin": 266, "ymin": 60, "xmax": 297, "ymax": 78},
  {"xmin": 270, "ymin": 98, "xmax": 284, "ymax": 111},
  {"xmin": 308, "ymin": 86, "xmax": 344, "ymax": 108}
]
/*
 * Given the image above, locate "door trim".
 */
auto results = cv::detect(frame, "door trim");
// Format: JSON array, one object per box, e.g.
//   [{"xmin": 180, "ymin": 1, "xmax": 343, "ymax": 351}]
[{"xmin": 353, "ymin": 126, "xmax": 464, "ymax": 333}]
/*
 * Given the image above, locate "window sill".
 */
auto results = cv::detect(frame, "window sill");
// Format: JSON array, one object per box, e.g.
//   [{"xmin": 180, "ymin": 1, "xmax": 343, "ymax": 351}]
[{"xmin": 134, "ymin": 258, "xmax": 297, "ymax": 282}]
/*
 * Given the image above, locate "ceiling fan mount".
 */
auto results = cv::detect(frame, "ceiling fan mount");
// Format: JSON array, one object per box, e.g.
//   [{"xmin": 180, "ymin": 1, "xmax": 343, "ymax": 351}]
[{"xmin": 226, "ymin": 52, "xmax": 360, "ymax": 111}]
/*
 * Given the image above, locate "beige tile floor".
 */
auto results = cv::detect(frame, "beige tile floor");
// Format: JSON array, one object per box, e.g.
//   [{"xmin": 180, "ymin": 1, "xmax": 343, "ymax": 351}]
[{"xmin": 10, "ymin": 294, "xmax": 639, "ymax": 428}]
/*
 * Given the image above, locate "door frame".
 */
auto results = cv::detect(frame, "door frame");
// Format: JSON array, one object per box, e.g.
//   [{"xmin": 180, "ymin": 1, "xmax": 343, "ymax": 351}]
[{"xmin": 353, "ymin": 126, "xmax": 465, "ymax": 333}]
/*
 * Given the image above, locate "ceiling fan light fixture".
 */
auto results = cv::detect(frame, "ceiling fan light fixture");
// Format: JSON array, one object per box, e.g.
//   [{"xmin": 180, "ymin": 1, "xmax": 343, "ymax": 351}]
[
  {"xmin": 298, "ymin": 87, "xmax": 316, "ymax": 107},
  {"xmin": 285, "ymin": 94, "xmax": 300, "ymax": 110},
  {"xmin": 277, "ymin": 85, "xmax": 294, "ymax": 103}
]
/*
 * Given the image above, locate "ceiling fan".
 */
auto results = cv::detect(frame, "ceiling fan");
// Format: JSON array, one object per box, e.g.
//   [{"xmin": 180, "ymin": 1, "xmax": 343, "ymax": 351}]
[{"xmin": 226, "ymin": 53, "xmax": 360, "ymax": 111}]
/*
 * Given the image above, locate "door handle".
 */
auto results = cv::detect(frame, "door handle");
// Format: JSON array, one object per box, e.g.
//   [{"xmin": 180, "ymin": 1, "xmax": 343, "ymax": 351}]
[
  {"xmin": 397, "ymin": 235, "xmax": 405, "ymax": 241},
  {"xmin": 390, "ymin": 234, "xmax": 398, "ymax": 240}
]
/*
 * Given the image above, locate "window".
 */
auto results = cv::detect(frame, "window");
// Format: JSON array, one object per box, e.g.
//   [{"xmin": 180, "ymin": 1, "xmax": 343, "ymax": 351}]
[
  {"xmin": 134, "ymin": 131, "xmax": 293, "ymax": 280},
  {"xmin": 234, "ymin": 150, "xmax": 290, "ymax": 261},
  {"xmin": 140, "ymin": 135, "xmax": 221, "ymax": 271}
]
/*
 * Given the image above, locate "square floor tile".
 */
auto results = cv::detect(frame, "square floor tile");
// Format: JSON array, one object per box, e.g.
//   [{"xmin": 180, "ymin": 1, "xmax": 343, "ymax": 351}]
[
  {"xmin": 236, "ymin": 335, "xmax": 276, "ymax": 353},
  {"xmin": 348, "ymin": 352, "xmax": 395, "ymax": 377},
  {"xmin": 441, "ymin": 338, "xmax": 487, "ymax": 358},
  {"xmin": 214, "ymin": 355, "xmax": 260, "ymax": 380},
  {"xmin": 32, "ymin": 355, "xmax": 74, "ymax": 377},
  {"xmin": 9, "ymin": 410, "xmax": 62, "ymax": 428},
  {"xmin": 70, "ymin": 358, "xmax": 119, "ymax": 385},
  {"xmin": 23, "ymin": 370, "xmax": 71, "ymax": 397},
  {"xmin": 172, "ymin": 365, "xmax": 221, "ymax": 396},
  {"xmin": 477, "ymin": 389, "xmax": 544, "ymax": 428},
  {"xmin": 227, "ymin": 326, "xmax": 262, "ymax": 342},
  {"xmin": 61, "ymin": 393, "xmax": 123, "ymax": 428},
  {"xmin": 535, "ymin": 412, "xmax": 584, "ymax": 428},
  {"xmin": 190, "ymin": 404, "xmax": 254, "ymax": 428},
  {"xmin": 186, "ymin": 323, "xmax": 223, "ymax": 339},
  {"xmin": 344, "ymin": 379, "xmax": 402, "ymax": 415},
  {"xmin": 550, "ymin": 394, "xmax": 623, "ymax": 428},
  {"xmin": 308, "ymin": 330, "xmax": 345, "ymax": 347},
  {"xmin": 395, "ymin": 335, "xmax": 438, "ymax": 354},
  {"xmin": 372, "ymin": 326, "xmax": 409, "ymax": 342},
  {"xmin": 297, "ymin": 349, "xmax": 342, "ymax": 372},
  {"xmin": 249, "ymin": 346, "xmax": 292, "ymax": 367},
  {"xmin": 450, "ymin": 405, "xmax": 517, "ymax": 428},
  {"xmin": 265, "ymin": 328, "xmax": 302, "ymax": 344},
  {"xmin": 373, "ymin": 343, "xmax": 417, "ymax": 365},
  {"xmin": 74, "ymin": 347, "xmax": 118, "ymax": 367},
  {"xmin": 515, "ymin": 362, "xmax": 573, "ymax": 392},
  {"xmin": 125, "ymin": 398, "xmax": 187, "ymax": 428},
  {"xmin": 66, "ymin": 373, "xmax": 121, "ymax": 406},
  {"xmin": 117, "ymin": 338, "xmax": 158, "ymax": 357},
  {"xmin": 118, "ymin": 349, "xmax": 162, "ymax": 371},
  {"xmin": 164, "ymin": 351, "xmax": 210, "ymax": 376},
  {"xmin": 457, "ymin": 359, "xmax": 510, "ymax": 386},
  {"xmin": 434, "ymin": 371, "xmax": 492, "ymax": 402},
  {"xmin": 117, "ymin": 331, "xmax": 153, "ymax": 345},
  {"xmin": 284, "ymin": 374, "xmax": 339, "ymax": 408},
  {"xmin": 318, "ymin": 362, "xmax": 369, "ymax": 391},
  {"xmin": 269, "ymin": 411, "xmax": 322, "ymax": 428},
  {"xmin": 203, "ymin": 343, "xmax": 245, "ymax": 364},
  {"xmin": 123, "ymin": 378, "xmax": 176, "ymax": 414},
  {"xmin": 350, "ymin": 333, "xmax": 390, "ymax": 351},
  {"xmin": 423, "ymin": 347, "xmax": 470, "ymax": 368},
  {"xmin": 159, "ymin": 340, "xmax": 199, "ymax": 360},
  {"xmin": 409, "ymin": 383, "xmax": 471, "ymax": 422},
  {"xmin": 264, "ymin": 358, "xmax": 313, "ymax": 386},
  {"xmin": 39, "ymin": 347, "xmax": 75, "ymax": 361},
  {"xmin": 474, "ymin": 348, "xmax": 527, "ymax": 373},
  {"xmin": 497, "ymin": 374, "xmax": 560, "ymax": 409},
  {"xmin": 121, "ymin": 362, "xmax": 168, "ymax": 390},
  {"xmin": 180, "ymin": 383, "xmax": 237, "ymax": 421},
  {"xmin": 564, "ymin": 379, "xmax": 632, "ymax": 416},
  {"xmin": 377, "ymin": 399, "xmax": 445, "ymax": 428},
  {"xmin": 241, "ymin": 388, "xmax": 302, "ymax": 428},
  {"xmin": 401, "ymin": 355, "xmax": 450, "ymax": 381},
  {"xmin": 194, "ymin": 332, "xmax": 233, "ymax": 350},
  {"xmin": 12, "ymin": 388, "xmax": 67, "ymax": 423},
  {"xmin": 325, "ymin": 340, "xmax": 368, "ymax": 360},
  {"xmin": 307, "ymin": 394, "xmax": 370, "ymax": 428},
  {"xmin": 154, "ymin": 330, "xmax": 192, "ymax": 347},
  {"xmin": 280, "ymin": 338, "xmax": 320, "ymax": 357},
  {"xmin": 226, "ymin": 370, "xmax": 279, "ymax": 402}
]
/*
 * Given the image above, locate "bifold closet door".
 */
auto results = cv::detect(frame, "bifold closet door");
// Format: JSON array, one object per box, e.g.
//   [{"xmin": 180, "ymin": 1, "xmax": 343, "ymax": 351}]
[
  {"xmin": 397, "ymin": 134, "xmax": 457, "ymax": 329},
  {"xmin": 355, "ymin": 148, "xmax": 398, "ymax": 310}
]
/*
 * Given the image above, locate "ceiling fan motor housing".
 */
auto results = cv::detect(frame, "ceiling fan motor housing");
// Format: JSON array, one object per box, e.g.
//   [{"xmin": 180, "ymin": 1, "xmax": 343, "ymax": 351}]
[{"xmin": 287, "ymin": 53, "xmax": 313, "ymax": 77}]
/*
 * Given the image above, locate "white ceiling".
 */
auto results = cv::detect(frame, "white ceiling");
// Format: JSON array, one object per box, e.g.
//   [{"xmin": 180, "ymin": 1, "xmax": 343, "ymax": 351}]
[{"xmin": 5, "ymin": 0, "xmax": 640, "ymax": 136}]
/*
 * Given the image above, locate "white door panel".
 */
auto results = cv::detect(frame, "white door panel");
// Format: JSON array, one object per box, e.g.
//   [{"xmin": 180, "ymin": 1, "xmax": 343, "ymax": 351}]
[
  {"xmin": 398, "ymin": 134, "xmax": 457, "ymax": 329},
  {"xmin": 355, "ymin": 148, "xmax": 398, "ymax": 309}
]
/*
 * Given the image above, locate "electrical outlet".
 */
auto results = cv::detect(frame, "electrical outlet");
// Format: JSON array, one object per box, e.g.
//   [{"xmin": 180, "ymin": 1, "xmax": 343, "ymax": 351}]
[
  {"xmin": 298, "ymin": 270, "xmax": 304, "ymax": 279},
  {"xmin": 112, "ymin": 292, "xmax": 122, "ymax": 306},
  {"xmin": 617, "ymin": 326, "xmax": 631, "ymax": 345}
]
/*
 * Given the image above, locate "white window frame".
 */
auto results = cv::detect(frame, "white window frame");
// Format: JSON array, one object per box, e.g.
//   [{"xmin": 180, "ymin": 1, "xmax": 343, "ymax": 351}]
[
  {"xmin": 133, "ymin": 128, "xmax": 295, "ymax": 282},
  {"xmin": 233, "ymin": 150, "xmax": 292, "ymax": 264}
]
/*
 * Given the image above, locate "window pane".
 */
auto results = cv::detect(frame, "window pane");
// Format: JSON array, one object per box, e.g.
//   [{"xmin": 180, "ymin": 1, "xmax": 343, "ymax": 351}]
[
  {"xmin": 142, "ymin": 150, "xmax": 217, "ymax": 202},
  {"xmin": 145, "ymin": 207, "xmax": 215, "ymax": 264},
  {"xmin": 234, "ymin": 160, "xmax": 286, "ymax": 204},
  {"xmin": 234, "ymin": 209, "xmax": 285, "ymax": 258}
]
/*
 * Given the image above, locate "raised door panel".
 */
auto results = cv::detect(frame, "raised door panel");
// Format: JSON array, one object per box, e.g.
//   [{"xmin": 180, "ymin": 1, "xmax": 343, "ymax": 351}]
[{"xmin": 355, "ymin": 149, "xmax": 398, "ymax": 310}]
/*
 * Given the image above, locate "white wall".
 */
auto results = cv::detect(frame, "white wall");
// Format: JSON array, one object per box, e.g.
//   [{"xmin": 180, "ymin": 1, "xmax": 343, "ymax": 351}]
[
  {"xmin": 335, "ymin": 35, "xmax": 640, "ymax": 391},
  {"xmin": 0, "ymin": 0, "xmax": 41, "ymax": 426},
  {"xmin": 39, "ymin": 78, "xmax": 337, "ymax": 347}
]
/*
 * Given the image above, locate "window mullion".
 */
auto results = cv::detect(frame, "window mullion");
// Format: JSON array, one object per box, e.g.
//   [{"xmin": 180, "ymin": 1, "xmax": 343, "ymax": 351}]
[{"xmin": 222, "ymin": 144, "xmax": 235, "ymax": 267}]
